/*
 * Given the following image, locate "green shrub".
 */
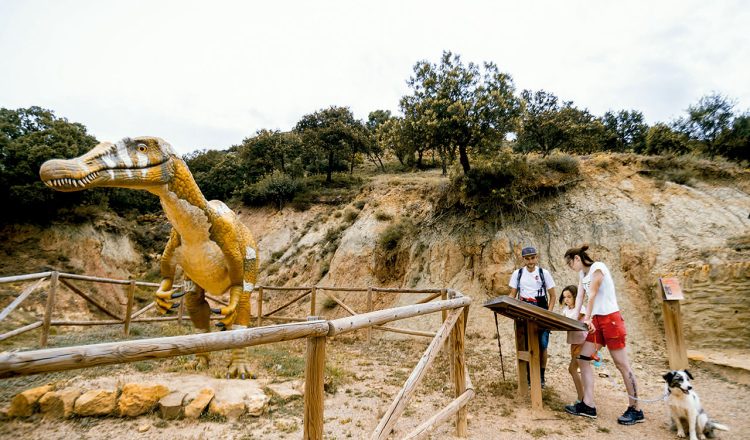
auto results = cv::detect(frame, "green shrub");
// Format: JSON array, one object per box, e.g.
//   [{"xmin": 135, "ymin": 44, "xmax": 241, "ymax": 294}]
[
  {"xmin": 239, "ymin": 171, "xmax": 302, "ymax": 209},
  {"xmin": 438, "ymin": 149, "xmax": 581, "ymax": 217}
]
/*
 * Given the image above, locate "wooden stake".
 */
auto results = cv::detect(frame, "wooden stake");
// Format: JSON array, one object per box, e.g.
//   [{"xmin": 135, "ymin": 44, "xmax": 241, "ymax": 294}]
[
  {"xmin": 662, "ymin": 300, "xmax": 688, "ymax": 369},
  {"xmin": 256, "ymin": 286, "xmax": 264, "ymax": 327},
  {"xmin": 366, "ymin": 287, "xmax": 373, "ymax": 344},
  {"xmin": 371, "ymin": 308, "xmax": 463, "ymax": 440},
  {"xmin": 0, "ymin": 278, "xmax": 46, "ymax": 322},
  {"xmin": 304, "ymin": 316, "xmax": 326, "ymax": 440},
  {"xmin": 123, "ymin": 280, "xmax": 135, "ymax": 336},
  {"xmin": 310, "ymin": 286, "xmax": 317, "ymax": 316},
  {"xmin": 40, "ymin": 272, "xmax": 58, "ymax": 348},
  {"xmin": 451, "ymin": 308, "xmax": 468, "ymax": 437}
]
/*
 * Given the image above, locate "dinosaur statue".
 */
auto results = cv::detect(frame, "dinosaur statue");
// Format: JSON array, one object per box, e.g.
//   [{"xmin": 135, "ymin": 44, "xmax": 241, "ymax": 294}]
[{"xmin": 39, "ymin": 136, "xmax": 258, "ymax": 378}]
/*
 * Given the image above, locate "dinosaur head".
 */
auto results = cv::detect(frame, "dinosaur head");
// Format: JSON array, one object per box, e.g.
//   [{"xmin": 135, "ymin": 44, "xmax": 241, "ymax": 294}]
[{"xmin": 40, "ymin": 136, "xmax": 178, "ymax": 192}]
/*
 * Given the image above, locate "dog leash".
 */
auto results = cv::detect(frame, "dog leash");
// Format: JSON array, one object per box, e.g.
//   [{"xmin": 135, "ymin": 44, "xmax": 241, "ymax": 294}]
[
  {"xmin": 595, "ymin": 355, "xmax": 669, "ymax": 403},
  {"xmin": 590, "ymin": 331, "xmax": 669, "ymax": 403}
]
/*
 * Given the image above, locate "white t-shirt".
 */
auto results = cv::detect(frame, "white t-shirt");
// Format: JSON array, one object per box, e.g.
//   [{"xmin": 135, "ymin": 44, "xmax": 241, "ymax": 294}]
[
  {"xmin": 579, "ymin": 261, "xmax": 619, "ymax": 316},
  {"xmin": 508, "ymin": 266, "xmax": 556, "ymax": 301}
]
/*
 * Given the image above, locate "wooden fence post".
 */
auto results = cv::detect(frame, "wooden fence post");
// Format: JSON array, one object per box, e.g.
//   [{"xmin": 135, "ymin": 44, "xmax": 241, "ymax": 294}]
[
  {"xmin": 304, "ymin": 316, "xmax": 326, "ymax": 440},
  {"xmin": 256, "ymin": 286, "xmax": 264, "ymax": 327},
  {"xmin": 123, "ymin": 280, "xmax": 136, "ymax": 336},
  {"xmin": 662, "ymin": 300, "xmax": 689, "ymax": 369},
  {"xmin": 366, "ymin": 287, "xmax": 373, "ymax": 345},
  {"xmin": 310, "ymin": 286, "xmax": 317, "ymax": 316},
  {"xmin": 40, "ymin": 271, "xmax": 58, "ymax": 348},
  {"xmin": 450, "ymin": 308, "xmax": 468, "ymax": 437}
]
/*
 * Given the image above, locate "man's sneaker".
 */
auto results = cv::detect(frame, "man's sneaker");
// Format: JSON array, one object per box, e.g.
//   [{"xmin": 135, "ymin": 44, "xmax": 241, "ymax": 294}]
[
  {"xmin": 617, "ymin": 406, "xmax": 645, "ymax": 425},
  {"xmin": 565, "ymin": 401, "xmax": 597, "ymax": 419}
]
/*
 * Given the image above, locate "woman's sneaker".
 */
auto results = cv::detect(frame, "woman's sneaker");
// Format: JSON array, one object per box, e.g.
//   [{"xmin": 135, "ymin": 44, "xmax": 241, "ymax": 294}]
[
  {"xmin": 565, "ymin": 401, "xmax": 597, "ymax": 418},
  {"xmin": 617, "ymin": 406, "xmax": 645, "ymax": 425}
]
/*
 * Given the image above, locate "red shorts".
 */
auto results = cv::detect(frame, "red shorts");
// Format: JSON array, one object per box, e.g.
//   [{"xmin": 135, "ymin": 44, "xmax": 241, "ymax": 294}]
[{"xmin": 586, "ymin": 311, "xmax": 627, "ymax": 350}]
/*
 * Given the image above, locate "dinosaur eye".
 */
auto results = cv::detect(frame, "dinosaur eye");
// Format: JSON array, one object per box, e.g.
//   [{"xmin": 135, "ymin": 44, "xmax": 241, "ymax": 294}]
[{"xmin": 137, "ymin": 144, "xmax": 148, "ymax": 153}]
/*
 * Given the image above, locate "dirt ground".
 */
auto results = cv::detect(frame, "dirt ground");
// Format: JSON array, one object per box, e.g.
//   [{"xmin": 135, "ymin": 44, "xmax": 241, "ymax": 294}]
[{"xmin": 0, "ymin": 319, "xmax": 746, "ymax": 440}]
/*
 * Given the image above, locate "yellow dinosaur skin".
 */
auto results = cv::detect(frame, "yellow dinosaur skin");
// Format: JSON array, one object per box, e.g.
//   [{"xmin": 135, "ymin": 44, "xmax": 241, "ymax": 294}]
[{"xmin": 39, "ymin": 137, "xmax": 258, "ymax": 378}]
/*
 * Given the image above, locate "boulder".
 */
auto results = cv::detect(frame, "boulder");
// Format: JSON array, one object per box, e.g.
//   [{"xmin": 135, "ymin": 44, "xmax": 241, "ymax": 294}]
[
  {"xmin": 8, "ymin": 384, "xmax": 54, "ymax": 417},
  {"xmin": 208, "ymin": 398, "xmax": 246, "ymax": 420},
  {"xmin": 74, "ymin": 389, "xmax": 117, "ymax": 416},
  {"xmin": 118, "ymin": 383, "xmax": 170, "ymax": 417},
  {"xmin": 184, "ymin": 387, "xmax": 214, "ymax": 419},
  {"xmin": 266, "ymin": 381, "xmax": 303, "ymax": 401},
  {"xmin": 158, "ymin": 391, "xmax": 186, "ymax": 420},
  {"xmin": 39, "ymin": 388, "xmax": 81, "ymax": 419}
]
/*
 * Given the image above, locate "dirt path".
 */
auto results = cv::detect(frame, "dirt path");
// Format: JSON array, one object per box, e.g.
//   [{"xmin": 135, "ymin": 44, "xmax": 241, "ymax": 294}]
[{"xmin": 1, "ymin": 329, "xmax": 745, "ymax": 440}]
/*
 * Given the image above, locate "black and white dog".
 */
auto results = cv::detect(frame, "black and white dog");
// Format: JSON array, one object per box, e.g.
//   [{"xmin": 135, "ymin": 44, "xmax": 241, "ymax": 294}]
[{"xmin": 663, "ymin": 370, "xmax": 729, "ymax": 440}]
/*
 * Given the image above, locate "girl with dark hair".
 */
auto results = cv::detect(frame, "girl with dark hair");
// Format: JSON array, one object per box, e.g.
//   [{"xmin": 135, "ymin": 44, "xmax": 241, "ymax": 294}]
[
  {"xmin": 563, "ymin": 244, "xmax": 644, "ymax": 425},
  {"xmin": 558, "ymin": 284, "xmax": 587, "ymax": 405}
]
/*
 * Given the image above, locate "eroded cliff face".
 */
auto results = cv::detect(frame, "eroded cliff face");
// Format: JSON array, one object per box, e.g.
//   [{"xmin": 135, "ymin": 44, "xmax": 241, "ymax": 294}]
[
  {"xmin": 242, "ymin": 158, "xmax": 750, "ymax": 358},
  {"xmin": 2, "ymin": 157, "xmax": 748, "ymax": 357}
]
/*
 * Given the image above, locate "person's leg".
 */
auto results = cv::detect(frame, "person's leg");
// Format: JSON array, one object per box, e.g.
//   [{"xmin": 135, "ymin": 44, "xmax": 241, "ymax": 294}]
[
  {"xmin": 539, "ymin": 330, "xmax": 549, "ymax": 385},
  {"xmin": 610, "ymin": 347, "xmax": 638, "ymax": 408},
  {"xmin": 569, "ymin": 344, "xmax": 584, "ymax": 401},
  {"xmin": 578, "ymin": 341, "xmax": 596, "ymax": 406}
]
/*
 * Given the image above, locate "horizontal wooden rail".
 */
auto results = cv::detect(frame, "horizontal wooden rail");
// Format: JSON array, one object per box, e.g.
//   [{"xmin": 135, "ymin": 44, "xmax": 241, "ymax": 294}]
[
  {"xmin": 316, "ymin": 286, "xmax": 368, "ymax": 293},
  {"xmin": 372, "ymin": 287, "xmax": 444, "ymax": 294},
  {"xmin": 0, "ymin": 320, "xmax": 330, "ymax": 378},
  {"xmin": 262, "ymin": 289, "xmax": 311, "ymax": 318},
  {"xmin": 0, "ymin": 272, "xmax": 53, "ymax": 284},
  {"xmin": 328, "ymin": 296, "xmax": 471, "ymax": 337},
  {"xmin": 258, "ymin": 285, "xmax": 314, "ymax": 291},
  {"xmin": 403, "ymin": 388, "xmax": 475, "ymax": 440},
  {"xmin": 60, "ymin": 279, "xmax": 122, "ymax": 321},
  {"xmin": 0, "ymin": 278, "xmax": 46, "ymax": 322},
  {"xmin": 0, "ymin": 321, "xmax": 43, "ymax": 342},
  {"xmin": 372, "ymin": 325, "xmax": 436, "ymax": 338},
  {"xmin": 58, "ymin": 272, "xmax": 164, "ymax": 288}
]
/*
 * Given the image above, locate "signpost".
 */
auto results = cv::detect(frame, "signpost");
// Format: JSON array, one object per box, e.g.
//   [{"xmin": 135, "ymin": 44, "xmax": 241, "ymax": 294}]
[{"xmin": 659, "ymin": 277, "xmax": 688, "ymax": 370}]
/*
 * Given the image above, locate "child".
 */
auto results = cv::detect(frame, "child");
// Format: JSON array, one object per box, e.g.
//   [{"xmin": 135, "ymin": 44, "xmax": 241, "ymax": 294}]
[{"xmin": 559, "ymin": 285, "xmax": 587, "ymax": 404}]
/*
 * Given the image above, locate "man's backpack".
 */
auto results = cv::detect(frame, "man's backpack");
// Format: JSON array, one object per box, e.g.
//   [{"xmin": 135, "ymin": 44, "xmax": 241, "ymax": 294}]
[{"xmin": 516, "ymin": 266, "xmax": 549, "ymax": 310}]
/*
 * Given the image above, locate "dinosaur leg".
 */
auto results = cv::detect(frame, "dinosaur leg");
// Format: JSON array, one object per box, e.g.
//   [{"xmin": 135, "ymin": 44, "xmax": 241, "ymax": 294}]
[
  {"xmin": 184, "ymin": 279, "xmax": 211, "ymax": 370},
  {"xmin": 227, "ymin": 289, "xmax": 255, "ymax": 379}
]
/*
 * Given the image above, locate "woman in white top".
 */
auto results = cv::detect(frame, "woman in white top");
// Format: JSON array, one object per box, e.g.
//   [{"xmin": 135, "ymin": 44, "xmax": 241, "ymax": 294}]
[{"xmin": 563, "ymin": 244, "xmax": 644, "ymax": 426}]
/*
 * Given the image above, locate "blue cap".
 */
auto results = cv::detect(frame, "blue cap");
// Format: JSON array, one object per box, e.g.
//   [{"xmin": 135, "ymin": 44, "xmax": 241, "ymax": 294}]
[{"xmin": 521, "ymin": 246, "xmax": 537, "ymax": 257}]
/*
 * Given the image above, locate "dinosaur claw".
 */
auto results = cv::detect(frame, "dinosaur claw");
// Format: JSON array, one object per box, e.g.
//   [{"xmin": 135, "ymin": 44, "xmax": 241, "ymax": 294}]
[
  {"xmin": 211, "ymin": 308, "xmax": 222, "ymax": 314},
  {"xmin": 215, "ymin": 321, "xmax": 226, "ymax": 329},
  {"xmin": 170, "ymin": 302, "xmax": 181, "ymax": 309},
  {"xmin": 241, "ymin": 373, "xmax": 246, "ymax": 380},
  {"xmin": 170, "ymin": 290, "xmax": 186, "ymax": 299}
]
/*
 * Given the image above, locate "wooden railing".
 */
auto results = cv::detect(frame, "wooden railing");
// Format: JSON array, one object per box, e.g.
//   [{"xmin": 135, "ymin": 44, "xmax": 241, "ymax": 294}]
[
  {"xmin": 0, "ymin": 271, "xmax": 208, "ymax": 346},
  {"xmin": 0, "ymin": 289, "xmax": 473, "ymax": 439},
  {"xmin": 1, "ymin": 272, "xmax": 450, "ymax": 348}
]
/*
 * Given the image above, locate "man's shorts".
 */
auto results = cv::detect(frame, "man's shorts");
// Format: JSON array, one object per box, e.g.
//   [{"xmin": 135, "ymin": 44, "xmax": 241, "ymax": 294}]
[{"xmin": 586, "ymin": 310, "xmax": 627, "ymax": 350}]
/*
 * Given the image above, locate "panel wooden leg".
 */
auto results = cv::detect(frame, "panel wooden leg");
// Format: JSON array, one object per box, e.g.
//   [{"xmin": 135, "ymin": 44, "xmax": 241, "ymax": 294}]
[{"xmin": 527, "ymin": 321, "xmax": 543, "ymax": 411}]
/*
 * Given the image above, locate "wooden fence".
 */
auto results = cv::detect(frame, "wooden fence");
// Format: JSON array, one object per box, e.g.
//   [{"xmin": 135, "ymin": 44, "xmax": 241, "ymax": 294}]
[
  {"xmin": 1, "ymin": 272, "xmax": 451, "ymax": 347},
  {"xmin": 0, "ymin": 282, "xmax": 473, "ymax": 439}
]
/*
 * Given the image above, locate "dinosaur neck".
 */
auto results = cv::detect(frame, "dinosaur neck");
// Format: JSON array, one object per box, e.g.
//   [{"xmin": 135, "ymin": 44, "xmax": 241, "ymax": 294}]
[{"xmin": 149, "ymin": 159, "xmax": 212, "ymax": 244}]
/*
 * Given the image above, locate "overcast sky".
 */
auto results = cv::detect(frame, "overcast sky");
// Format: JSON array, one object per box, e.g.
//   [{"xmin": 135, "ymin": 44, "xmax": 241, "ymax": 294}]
[{"xmin": 1, "ymin": 1, "xmax": 748, "ymax": 155}]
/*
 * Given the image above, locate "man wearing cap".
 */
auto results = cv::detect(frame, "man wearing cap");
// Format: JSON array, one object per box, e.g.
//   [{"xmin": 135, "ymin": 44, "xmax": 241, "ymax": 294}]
[{"xmin": 508, "ymin": 246, "xmax": 557, "ymax": 387}]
